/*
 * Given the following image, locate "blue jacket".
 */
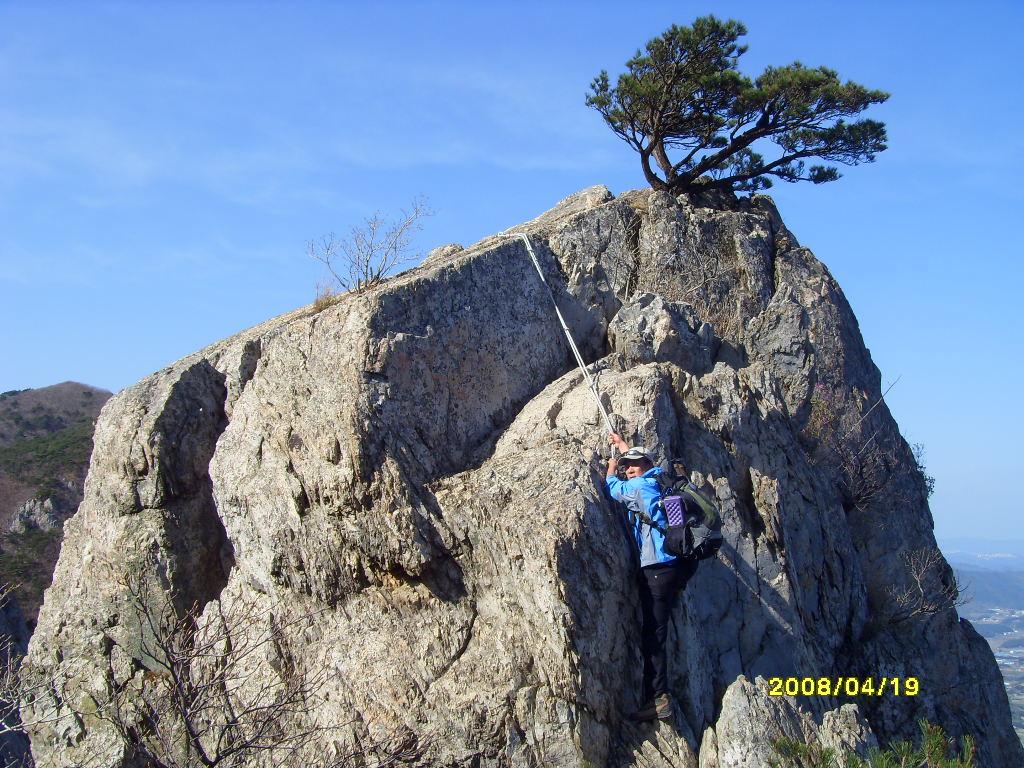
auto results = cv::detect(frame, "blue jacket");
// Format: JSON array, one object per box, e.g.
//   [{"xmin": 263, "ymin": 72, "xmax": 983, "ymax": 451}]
[{"xmin": 606, "ymin": 466, "xmax": 677, "ymax": 568}]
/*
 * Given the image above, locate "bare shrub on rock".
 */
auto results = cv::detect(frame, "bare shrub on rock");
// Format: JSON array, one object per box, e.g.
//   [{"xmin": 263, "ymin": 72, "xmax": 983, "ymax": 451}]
[
  {"xmin": 888, "ymin": 547, "xmax": 965, "ymax": 624},
  {"xmin": 4, "ymin": 567, "xmax": 428, "ymax": 768},
  {"xmin": 103, "ymin": 563, "xmax": 429, "ymax": 767},
  {"xmin": 309, "ymin": 198, "xmax": 432, "ymax": 297},
  {"xmin": 1, "ymin": 582, "xmax": 68, "ymax": 767},
  {"xmin": 800, "ymin": 389, "xmax": 963, "ymax": 626},
  {"xmin": 801, "ymin": 382, "xmax": 922, "ymax": 513},
  {"xmin": 95, "ymin": 566, "xmax": 336, "ymax": 768},
  {"xmin": 680, "ymin": 241, "xmax": 743, "ymax": 340}
]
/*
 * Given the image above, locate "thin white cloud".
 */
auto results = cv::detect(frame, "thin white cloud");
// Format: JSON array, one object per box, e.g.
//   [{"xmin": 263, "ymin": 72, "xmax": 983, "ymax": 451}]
[{"xmin": 0, "ymin": 112, "xmax": 167, "ymax": 190}]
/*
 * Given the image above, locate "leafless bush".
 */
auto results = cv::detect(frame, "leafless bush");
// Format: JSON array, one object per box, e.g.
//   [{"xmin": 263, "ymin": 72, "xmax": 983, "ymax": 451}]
[
  {"xmin": 888, "ymin": 547, "xmax": 966, "ymax": 624},
  {"xmin": 309, "ymin": 197, "xmax": 433, "ymax": 296},
  {"xmin": 0, "ymin": 582, "xmax": 70, "ymax": 767},
  {"xmin": 801, "ymin": 381, "xmax": 929, "ymax": 512},
  {"xmin": 911, "ymin": 443, "xmax": 936, "ymax": 498},
  {"xmin": 3, "ymin": 572, "xmax": 429, "ymax": 768},
  {"xmin": 94, "ymin": 567, "xmax": 343, "ymax": 768},
  {"xmin": 681, "ymin": 243, "xmax": 742, "ymax": 339}
]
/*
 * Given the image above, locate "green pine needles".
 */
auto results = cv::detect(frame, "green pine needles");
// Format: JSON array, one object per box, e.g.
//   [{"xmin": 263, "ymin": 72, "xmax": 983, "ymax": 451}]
[
  {"xmin": 770, "ymin": 720, "xmax": 976, "ymax": 768},
  {"xmin": 587, "ymin": 15, "xmax": 889, "ymax": 195}
]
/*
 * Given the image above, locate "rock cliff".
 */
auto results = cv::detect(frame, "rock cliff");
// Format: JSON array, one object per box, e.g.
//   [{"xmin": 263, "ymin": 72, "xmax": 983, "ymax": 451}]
[{"xmin": 22, "ymin": 188, "xmax": 1021, "ymax": 767}]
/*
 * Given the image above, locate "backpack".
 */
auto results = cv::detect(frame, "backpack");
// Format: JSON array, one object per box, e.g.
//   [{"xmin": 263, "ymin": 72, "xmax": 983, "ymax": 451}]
[
  {"xmin": 659, "ymin": 492, "xmax": 692, "ymax": 558},
  {"xmin": 675, "ymin": 483, "xmax": 723, "ymax": 560},
  {"xmin": 652, "ymin": 477, "xmax": 723, "ymax": 560}
]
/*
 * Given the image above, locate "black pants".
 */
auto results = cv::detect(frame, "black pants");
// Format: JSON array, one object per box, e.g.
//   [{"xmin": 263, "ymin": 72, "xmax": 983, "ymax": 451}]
[{"xmin": 639, "ymin": 558, "xmax": 696, "ymax": 699}]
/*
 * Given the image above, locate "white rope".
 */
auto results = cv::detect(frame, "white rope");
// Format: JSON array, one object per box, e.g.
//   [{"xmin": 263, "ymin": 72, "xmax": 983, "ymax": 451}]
[{"xmin": 498, "ymin": 232, "xmax": 615, "ymax": 435}]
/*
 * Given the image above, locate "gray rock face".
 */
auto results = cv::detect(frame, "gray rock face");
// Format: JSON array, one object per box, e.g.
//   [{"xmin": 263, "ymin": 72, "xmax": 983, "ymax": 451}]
[
  {"xmin": 22, "ymin": 187, "xmax": 1021, "ymax": 767},
  {"xmin": 608, "ymin": 292, "xmax": 716, "ymax": 373},
  {"xmin": 8, "ymin": 496, "xmax": 64, "ymax": 534}
]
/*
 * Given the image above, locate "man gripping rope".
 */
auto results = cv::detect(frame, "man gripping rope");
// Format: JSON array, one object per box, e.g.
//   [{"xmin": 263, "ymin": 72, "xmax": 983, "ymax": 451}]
[{"xmin": 605, "ymin": 432, "xmax": 696, "ymax": 721}]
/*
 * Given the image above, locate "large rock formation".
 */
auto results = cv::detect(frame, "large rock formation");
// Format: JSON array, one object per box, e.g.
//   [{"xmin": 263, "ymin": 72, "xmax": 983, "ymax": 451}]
[{"xmin": 22, "ymin": 187, "xmax": 1021, "ymax": 767}]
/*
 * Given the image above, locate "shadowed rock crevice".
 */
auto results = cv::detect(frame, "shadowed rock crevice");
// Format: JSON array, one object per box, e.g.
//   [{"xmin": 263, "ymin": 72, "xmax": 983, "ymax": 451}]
[{"xmin": 149, "ymin": 360, "xmax": 233, "ymax": 613}]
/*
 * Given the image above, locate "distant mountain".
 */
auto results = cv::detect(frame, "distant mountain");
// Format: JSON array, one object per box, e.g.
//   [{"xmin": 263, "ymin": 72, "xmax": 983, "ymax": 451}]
[
  {"xmin": 0, "ymin": 382, "xmax": 109, "ymax": 446},
  {"xmin": 940, "ymin": 537, "xmax": 1024, "ymax": 572},
  {"xmin": 0, "ymin": 382, "xmax": 111, "ymax": 625},
  {"xmin": 956, "ymin": 568, "xmax": 1024, "ymax": 613}
]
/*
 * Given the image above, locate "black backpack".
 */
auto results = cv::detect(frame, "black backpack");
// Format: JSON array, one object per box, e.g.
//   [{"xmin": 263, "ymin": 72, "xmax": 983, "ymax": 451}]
[
  {"xmin": 672, "ymin": 483, "xmax": 723, "ymax": 560},
  {"xmin": 631, "ymin": 477, "xmax": 723, "ymax": 560}
]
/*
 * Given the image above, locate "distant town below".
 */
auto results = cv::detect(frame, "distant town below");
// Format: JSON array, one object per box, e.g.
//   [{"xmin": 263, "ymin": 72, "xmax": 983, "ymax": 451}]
[{"xmin": 943, "ymin": 536, "xmax": 1024, "ymax": 744}]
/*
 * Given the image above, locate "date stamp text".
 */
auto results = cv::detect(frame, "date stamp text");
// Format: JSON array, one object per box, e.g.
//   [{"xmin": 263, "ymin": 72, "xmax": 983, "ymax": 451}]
[{"xmin": 767, "ymin": 677, "xmax": 919, "ymax": 697}]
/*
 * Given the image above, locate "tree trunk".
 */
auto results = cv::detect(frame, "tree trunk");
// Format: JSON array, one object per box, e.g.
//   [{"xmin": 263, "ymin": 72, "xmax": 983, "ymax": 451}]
[
  {"xmin": 652, "ymin": 140, "xmax": 675, "ymax": 184},
  {"xmin": 640, "ymin": 148, "xmax": 668, "ymax": 191}
]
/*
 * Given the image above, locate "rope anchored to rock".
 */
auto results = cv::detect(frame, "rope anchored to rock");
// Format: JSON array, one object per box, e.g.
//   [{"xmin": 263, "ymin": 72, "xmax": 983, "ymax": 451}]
[{"xmin": 498, "ymin": 232, "xmax": 616, "ymax": 437}]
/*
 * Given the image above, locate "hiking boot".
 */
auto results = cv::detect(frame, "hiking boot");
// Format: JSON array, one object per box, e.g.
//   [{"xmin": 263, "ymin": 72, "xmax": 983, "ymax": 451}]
[{"xmin": 630, "ymin": 692, "xmax": 672, "ymax": 721}]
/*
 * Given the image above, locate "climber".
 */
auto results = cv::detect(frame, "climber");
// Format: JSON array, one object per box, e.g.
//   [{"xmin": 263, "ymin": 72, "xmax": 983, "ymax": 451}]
[{"xmin": 605, "ymin": 432, "xmax": 696, "ymax": 722}]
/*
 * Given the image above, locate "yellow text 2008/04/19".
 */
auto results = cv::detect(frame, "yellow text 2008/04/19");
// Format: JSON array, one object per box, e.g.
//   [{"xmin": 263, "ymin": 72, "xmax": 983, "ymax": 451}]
[{"xmin": 767, "ymin": 677, "xmax": 919, "ymax": 697}]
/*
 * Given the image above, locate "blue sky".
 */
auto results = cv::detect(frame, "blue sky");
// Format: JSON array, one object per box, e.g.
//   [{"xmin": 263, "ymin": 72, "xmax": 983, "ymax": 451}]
[{"xmin": 2, "ymin": 1, "xmax": 1021, "ymax": 542}]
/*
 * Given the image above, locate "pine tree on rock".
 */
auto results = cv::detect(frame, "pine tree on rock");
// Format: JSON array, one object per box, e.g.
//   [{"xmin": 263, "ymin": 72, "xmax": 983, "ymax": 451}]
[{"xmin": 586, "ymin": 15, "xmax": 889, "ymax": 194}]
